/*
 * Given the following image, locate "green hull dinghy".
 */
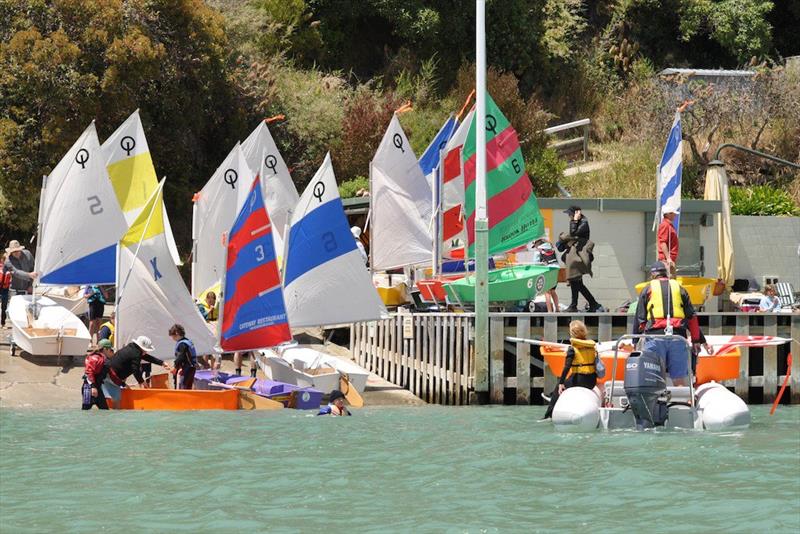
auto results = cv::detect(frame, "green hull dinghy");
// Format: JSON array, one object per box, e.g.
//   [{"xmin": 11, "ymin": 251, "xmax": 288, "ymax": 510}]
[{"xmin": 443, "ymin": 265, "xmax": 559, "ymax": 304}]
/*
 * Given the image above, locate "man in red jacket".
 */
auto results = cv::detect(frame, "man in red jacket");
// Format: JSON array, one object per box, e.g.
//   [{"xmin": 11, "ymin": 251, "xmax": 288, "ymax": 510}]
[
  {"xmin": 657, "ymin": 206, "xmax": 679, "ymax": 276},
  {"xmin": 82, "ymin": 339, "xmax": 114, "ymax": 410}
]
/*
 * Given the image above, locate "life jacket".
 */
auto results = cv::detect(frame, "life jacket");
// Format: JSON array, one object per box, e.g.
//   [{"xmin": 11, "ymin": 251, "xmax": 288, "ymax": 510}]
[
  {"xmin": 1, "ymin": 269, "xmax": 11, "ymax": 290},
  {"xmin": 536, "ymin": 243, "xmax": 559, "ymax": 266},
  {"xmin": 84, "ymin": 352, "xmax": 107, "ymax": 384},
  {"xmin": 86, "ymin": 286, "xmax": 106, "ymax": 304},
  {"xmin": 198, "ymin": 301, "xmax": 218, "ymax": 321},
  {"xmin": 175, "ymin": 338, "xmax": 198, "ymax": 368},
  {"xmin": 647, "ymin": 278, "xmax": 685, "ymax": 329},
  {"xmin": 569, "ymin": 338, "xmax": 597, "ymax": 375},
  {"xmin": 99, "ymin": 321, "xmax": 115, "ymax": 345}
]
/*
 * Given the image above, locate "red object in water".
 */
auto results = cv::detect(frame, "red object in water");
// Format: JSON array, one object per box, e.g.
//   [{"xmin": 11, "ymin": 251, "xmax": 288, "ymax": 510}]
[{"xmin": 770, "ymin": 353, "xmax": 792, "ymax": 415}]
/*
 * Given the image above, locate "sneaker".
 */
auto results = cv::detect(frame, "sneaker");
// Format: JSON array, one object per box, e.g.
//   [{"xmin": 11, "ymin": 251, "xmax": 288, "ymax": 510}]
[
  {"xmin": 564, "ymin": 305, "xmax": 579, "ymax": 312},
  {"xmin": 587, "ymin": 304, "xmax": 606, "ymax": 313}
]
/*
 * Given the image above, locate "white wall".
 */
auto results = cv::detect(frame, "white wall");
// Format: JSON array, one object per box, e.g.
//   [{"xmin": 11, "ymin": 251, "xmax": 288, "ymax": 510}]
[
  {"xmin": 550, "ymin": 210, "xmax": 646, "ymax": 308},
  {"xmin": 731, "ymin": 216, "xmax": 800, "ymax": 288}
]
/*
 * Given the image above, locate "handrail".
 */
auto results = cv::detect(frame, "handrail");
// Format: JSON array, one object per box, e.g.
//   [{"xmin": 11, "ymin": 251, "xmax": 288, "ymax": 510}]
[
  {"xmin": 543, "ymin": 118, "xmax": 591, "ymax": 135},
  {"xmin": 713, "ymin": 143, "xmax": 800, "ymax": 170}
]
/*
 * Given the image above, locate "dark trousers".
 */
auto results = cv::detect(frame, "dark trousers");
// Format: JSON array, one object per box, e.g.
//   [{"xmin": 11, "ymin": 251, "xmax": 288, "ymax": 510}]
[
  {"xmin": 82, "ymin": 380, "xmax": 109, "ymax": 410},
  {"xmin": 0, "ymin": 288, "xmax": 8, "ymax": 326},
  {"xmin": 569, "ymin": 276, "xmax": 598, "ymax": 308},
  {"xmin": 544, "ymin": 372, "xmax": 597, "ymax": 418},
  {"xmin": 178, "ymin": 367, "xmax": 196, "ymax": 390}
]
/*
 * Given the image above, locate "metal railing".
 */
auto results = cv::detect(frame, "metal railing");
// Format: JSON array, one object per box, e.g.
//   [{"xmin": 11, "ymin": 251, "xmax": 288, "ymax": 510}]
[{"xmin": 543, "ymin": 118, "xmax": 591, "ymax": 162}]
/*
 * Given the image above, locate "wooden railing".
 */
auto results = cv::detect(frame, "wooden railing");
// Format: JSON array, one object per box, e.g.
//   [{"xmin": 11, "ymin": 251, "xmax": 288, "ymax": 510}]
[{"xmin": 350, "ymin": 312, "xmax": 800, "ymax": 405}]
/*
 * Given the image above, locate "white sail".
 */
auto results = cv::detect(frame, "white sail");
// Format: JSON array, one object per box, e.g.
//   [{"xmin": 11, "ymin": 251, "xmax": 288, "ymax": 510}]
[
  {"xmin": 241, "ymin": 121, "xmax": 299, "ymax": 241},
  {"xmin": 116, "ymin": 180, "xmax": 218, "ymax": 360},
  {"xmin": 35, "ymin": 122, "xmax": 127, "ymax": 285},
  {"xmin": 191, "ymin": 143, "xmax": 253, "ymax": 298},
  {"xmin": 102, "ymin": 110, "xmax": 182, "ymax": 265},
  {"xmin": 283, "ymin": 153, "xmax": 387, "ymax": 327},
  {"xmin": 370, "ymin": 115, "xmax": 433, "ymax": 270}
]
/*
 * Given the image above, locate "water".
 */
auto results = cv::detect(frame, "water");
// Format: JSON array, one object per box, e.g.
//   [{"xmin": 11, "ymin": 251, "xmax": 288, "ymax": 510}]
[{"xmin": 1, "ymin": 405, "xmax": 798, "ymax": 533}]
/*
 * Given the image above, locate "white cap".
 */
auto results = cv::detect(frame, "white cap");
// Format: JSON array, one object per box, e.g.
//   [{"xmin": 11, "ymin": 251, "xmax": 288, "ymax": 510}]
[
  {"xmin": 662, "ymin": 206, "xmax": 679, "ymax": 215},
  {"xmin": 351, "ymin": 226, "xmax": 362, "ymax": 239},
  {"xmin": 133, "ymin": 335, "xmax": 155, "ymax": 353}
]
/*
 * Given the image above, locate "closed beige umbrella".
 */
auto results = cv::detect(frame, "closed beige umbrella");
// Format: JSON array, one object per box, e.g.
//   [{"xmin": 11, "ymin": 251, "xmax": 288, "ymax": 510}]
[{"xmin": 704, "ymin": 161, "xmax": 734, "ymax": 288}]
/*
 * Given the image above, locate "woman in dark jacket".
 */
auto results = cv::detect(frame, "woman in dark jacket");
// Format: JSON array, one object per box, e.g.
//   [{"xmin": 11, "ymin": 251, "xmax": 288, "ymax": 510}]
[{"xmin": 557, "ymin": 206, "xmax": 603, "ymax": 312}]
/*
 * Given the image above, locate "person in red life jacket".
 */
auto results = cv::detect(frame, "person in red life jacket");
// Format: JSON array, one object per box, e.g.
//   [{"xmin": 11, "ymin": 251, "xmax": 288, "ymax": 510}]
[
  {"xmin": 82, "ymin": 339, "xmax": 114, "ymax": 410},
  {"xmin": 657, "ymin": 206, "xmax": 680, "ymax": 276},
  {"xmin": 317, "ymin": 389, "xmax": 352, "ymax": 416},
  {"xmin": 104, "ymin": 336, "xmax": 172, "ymax": 404},
  {"xmin": 1, "ymin": 253, "xmax": 12, "ymax": 327},
  {"xmin": 168, "ymin": 324, "xmax": 197, "ymax": 390},
  {"xmin": 543, "ymin": 320, "xmax": 597, "ymax": 419},
  {"xmin": 633, "ymin": 262, "xmax": 699, "ymax": 386}
]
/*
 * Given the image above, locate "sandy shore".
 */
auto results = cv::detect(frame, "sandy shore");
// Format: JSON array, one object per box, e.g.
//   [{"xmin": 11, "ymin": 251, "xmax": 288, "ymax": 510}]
[{"xmin": 0, "ymin": 325, "xmax": 423, "ymax": 409}]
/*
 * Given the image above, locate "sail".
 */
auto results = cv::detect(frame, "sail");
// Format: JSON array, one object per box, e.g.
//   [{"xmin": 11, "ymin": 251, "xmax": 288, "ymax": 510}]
[
  {"xmin": 191, "ymin": 143, "xmax": 253, "ymax": 298},
  {"xmin": 419, "ymin": 115, "xmax": 458, "ymax": 188},
  {"xmin": 283, "ymin": 153, "xmax": 387, "ymax": 328},
  {"xmin": 36, "ymin": 123, "xmax": 127, "ymax": 285},
  {"xmin": 220, "ymin": 177, "xmax": 291, "ymax": 351},
  {"xmin": 462, "ymin": 94, "xmax": 544, "ymax": 256},
  {"xmin": 117, "ymin": 180, "xmax": 218, "ymax": 360},
  {"xmin": 370, "ymin": 115, "xmax": 433, "ymax": 270},
  {"xmin": 102, "ymin": 110, "xmax": 182, "ymax": 265},
  {"xmin": 241, "ymin": 121, "xmax": 299, "ymax": 241},
  {"xmin": 441, "ymin": 109, "xmax": 474, "ymax": 258}
]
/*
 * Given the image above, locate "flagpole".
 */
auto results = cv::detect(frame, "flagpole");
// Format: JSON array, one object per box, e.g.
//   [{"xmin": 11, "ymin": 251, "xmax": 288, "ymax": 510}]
[{"xmin": 473, "ymin": 0, "xmax": 489, "ymax": 403}]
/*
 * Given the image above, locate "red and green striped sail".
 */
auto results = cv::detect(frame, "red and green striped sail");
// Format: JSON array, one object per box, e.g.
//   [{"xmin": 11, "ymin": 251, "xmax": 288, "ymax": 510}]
[{"xmin": 462, "ymin": 93, "xmax": 544, "ymax": 257}]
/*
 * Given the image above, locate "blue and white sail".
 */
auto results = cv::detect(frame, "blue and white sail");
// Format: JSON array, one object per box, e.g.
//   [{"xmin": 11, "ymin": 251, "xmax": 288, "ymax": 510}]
[
  {"xmin": 283, "ymin": 153, "xmax": 387, "ymax": 327},
  {"xmin": 655, "ymin": 112, "xmax": 683, "ymax": 232},
  {"xmin": 35, "ymin": 122, "xmax": 127, "ymax": 285},
  {"xmin": 419, "ymin": 114, "xmax": 458, "ymax": 188}
]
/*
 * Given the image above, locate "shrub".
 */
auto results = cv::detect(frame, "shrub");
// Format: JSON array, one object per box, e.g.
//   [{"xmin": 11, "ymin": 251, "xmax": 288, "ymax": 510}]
[
  {"xmin": 339, "ymin": 176, "xmax": 369, "ymax": 199},
  {"xmin": 729, "ymin": 185, "xmax": 800, "ymax": 216}
]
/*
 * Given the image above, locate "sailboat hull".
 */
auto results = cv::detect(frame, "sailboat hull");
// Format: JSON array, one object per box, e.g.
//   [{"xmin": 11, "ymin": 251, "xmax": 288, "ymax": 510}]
[
  {"xmin": 9, "ymin": 295, "xmax": 91, "ymax": 357},
  {"xmin": 257, "ymin": 346, "xmax": 370, "ymax": 394},
  {"xmin": 443, "ymin": 265, "xmax": 559, "ymax": 304},
  {"xmin": 35, "ymin": 286, "xmax": 89, "ymax": 316}
]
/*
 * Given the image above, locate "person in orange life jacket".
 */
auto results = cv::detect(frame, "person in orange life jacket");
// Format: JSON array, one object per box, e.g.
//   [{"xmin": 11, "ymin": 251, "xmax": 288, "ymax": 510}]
[
  {"xmin": 169, "ymin": 324, "xmax": 197, "ymax": 390},
  {"xmin": 633, "ymin": 262, "xmax": 700, "ymax": 386},
  {"xmin": 657, "ymin": 207, "xmax": 680, "ymax": 276},
  {"xmin": 543, "ymin": 320, "xmax": 597, "ymax": 419},
  {"xmin": 104, "ymin": 336, "xmax": 172, "ymax": 403},
  {"xmin": 317, "ymin": 389, "xmax": 352, "ymax": 416},
  {"xmin": 1, "ymin": 253, "xmax": 12, "ymax": 327},
  {"xmin": 82, "ymin": 339, "xmax": 114, "ymax": 410}
]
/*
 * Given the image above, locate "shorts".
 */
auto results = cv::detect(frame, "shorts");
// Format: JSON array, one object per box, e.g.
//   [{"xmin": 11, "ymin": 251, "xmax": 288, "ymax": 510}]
[
  {"xmin": 644, "ymin": 337, "xmax": 689, "ymax": 380},
  {"xmin": 88, "ymin": 300, "xmax": 105, "ymax": 320},
  {"xmin": 102, "ymin": 377, "xmax": 122, "ymax": 403}
]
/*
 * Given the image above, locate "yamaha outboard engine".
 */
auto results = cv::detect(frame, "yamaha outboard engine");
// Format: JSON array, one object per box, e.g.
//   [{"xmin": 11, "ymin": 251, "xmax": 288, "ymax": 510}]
[{"xmin": 624, "ymin": 351, "xmax": 668, "ymax": 429}]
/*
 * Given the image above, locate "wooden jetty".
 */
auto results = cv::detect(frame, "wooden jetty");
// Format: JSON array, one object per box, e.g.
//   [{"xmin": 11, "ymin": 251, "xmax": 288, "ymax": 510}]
[{"xmin": 350, "ymin": 312, "xmax": 800, "ymax": 405}]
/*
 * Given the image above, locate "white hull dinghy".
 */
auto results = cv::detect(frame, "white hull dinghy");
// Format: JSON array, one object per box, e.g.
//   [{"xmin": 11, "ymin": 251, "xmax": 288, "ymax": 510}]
[
  {"xmin": 35, "ymin": 286, "xmax": 89, "ymax": 316},
  {"xmin": 9, "ymin": 295, "xmax": 90, "ymax": 357},
  {"xmin": 257, "ymin": 345, "xmax": 370, "ymax": 394},
  {"xmin": 551, "ymin": 334, "xmax": 751, "ymax": 432}
]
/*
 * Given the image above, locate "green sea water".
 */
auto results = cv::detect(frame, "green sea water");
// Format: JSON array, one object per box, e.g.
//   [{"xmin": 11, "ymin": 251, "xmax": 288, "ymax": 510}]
[{"xmin": 1, "ymin": 405, "xmax": 799, "ymax": 533}]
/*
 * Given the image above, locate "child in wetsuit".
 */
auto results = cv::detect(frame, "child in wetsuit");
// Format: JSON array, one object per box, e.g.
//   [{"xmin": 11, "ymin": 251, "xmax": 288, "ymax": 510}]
[{"xmin": 543, "ymin": 320, "xmax": 597, "ymax": 419}]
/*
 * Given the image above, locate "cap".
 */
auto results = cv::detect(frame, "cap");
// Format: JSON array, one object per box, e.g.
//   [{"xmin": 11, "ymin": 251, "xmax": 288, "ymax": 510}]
[
  {"xmin": 133, "ymin": 335, "xmax": 155, "ymax": 353},
  {"xmin": 97, "ymin": 339, "xmax": 114, "ymax": 350},
  {"xmin": 650, "ymin": 261, "xmax": 668, "ymax": 275},
  {"xmin": 329, "ymin": 389, "xmax": 346, "ymax": 403},
  {"xmin": 662, "ymin": 206, "xmax": 679, "ymax": 215},
  {"xmin": 350, "ymin": 226, "xmax": 362, "ymax": 239},
  {"xmin": 563, "ymin": 205, "xmax": 581, "ymax": 216}
]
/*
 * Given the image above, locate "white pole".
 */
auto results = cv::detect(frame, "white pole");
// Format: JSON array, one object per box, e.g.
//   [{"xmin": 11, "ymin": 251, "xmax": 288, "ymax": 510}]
[{"xmin": 474, "ymin": 0, "xmax": 490, "ymax": 402}]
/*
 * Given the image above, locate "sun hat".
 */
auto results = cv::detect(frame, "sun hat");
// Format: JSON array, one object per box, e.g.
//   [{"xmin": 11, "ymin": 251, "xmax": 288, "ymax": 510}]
[
  {"xmin": 133, "ymin": 335, "xmax": 155, "ymax": 353},
  {"xmin": 5, "ymin": 240, "xmax": 25, "ymax": 254},
  {"xmin": 329, "ymin": 389, "xmax": 346, "ymax": 403},
  {"xmin": 97, "ymin": 339, "xmax": 114, "ymax": 350},
  {"xmin": 351, "ymin": 226, "xmax": 362, "ymax": 239}
]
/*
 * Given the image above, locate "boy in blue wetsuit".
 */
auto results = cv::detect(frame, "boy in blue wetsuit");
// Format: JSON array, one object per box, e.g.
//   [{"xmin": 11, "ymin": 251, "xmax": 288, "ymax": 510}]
[{"xmin": 317, "ymin": 389, "xmax": 352, "ymax": 416}]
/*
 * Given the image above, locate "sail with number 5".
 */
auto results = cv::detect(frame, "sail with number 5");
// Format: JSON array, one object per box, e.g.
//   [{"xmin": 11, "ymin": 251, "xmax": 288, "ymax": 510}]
[
  {"xmin": 35, "ymin": 122, "xmax": 127, "ymax": 284},
  {"xmin": 220, "ymin": 177, "xmax": 291, "ymax": 351}
]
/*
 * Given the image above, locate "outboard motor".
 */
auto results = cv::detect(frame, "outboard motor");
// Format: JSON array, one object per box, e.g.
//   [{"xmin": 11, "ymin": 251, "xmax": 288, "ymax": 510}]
[{"xmin": 624, "ymin": 351, "xmax": 668, "ymax": 429}]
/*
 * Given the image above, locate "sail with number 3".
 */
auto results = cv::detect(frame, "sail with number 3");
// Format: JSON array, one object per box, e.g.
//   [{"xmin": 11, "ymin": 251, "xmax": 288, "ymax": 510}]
[{"xmin": 220, "ymin": 177, "xmax": 291, "ymax": 351}]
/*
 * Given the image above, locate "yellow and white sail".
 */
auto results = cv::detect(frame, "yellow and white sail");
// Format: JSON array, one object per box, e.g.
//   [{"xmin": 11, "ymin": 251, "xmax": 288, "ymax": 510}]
[
  {"xmin": 116, "ymin": 180, "xmax": 217, "ymax": 360},
  {"xmin": 102, "ymin": 110, "xmax": 182, "ymax": 265}
]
